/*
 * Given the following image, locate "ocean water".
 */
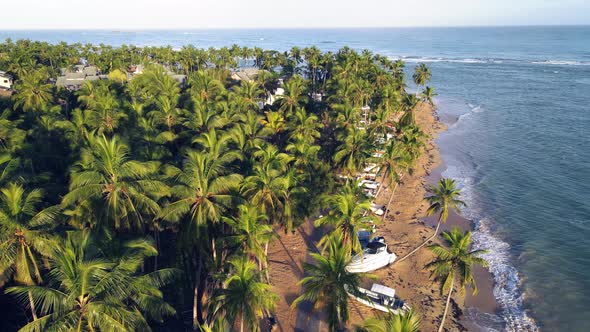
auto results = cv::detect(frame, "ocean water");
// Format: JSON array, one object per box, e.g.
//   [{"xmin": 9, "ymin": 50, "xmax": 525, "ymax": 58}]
[{"xmin": 2, "ymin": 27, "xmax": 590, "ymax": 331}]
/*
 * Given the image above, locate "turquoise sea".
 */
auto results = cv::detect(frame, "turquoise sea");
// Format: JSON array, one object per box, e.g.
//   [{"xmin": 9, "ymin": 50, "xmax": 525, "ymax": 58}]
[{"xmin": 2, "ymin": 27, "xmax": 589, "ymax": 331}]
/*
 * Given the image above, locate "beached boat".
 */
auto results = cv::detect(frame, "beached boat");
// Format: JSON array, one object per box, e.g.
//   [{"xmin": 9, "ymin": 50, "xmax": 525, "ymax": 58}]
[
  {"xmin": 346, "ymin": 238, "xmax": 396, "ymax": 273},
  {"xmin": 348, "ymin": 283, "xmax": 410, "ymax": 313},
  {"xmin": 359, "ymin": 179, "xmax": 379, "ymax": 190},
  {"xmin": 370, "ymin": 203, "xmax": 385, "ymax": 216}
]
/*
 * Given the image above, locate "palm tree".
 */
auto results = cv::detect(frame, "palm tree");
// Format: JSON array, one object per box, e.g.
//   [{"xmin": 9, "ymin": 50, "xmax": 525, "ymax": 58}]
[
  {"xmin": 7, "ymin": 231, "xmax": 177, "ymax": 331},
  {"xmin": 421, "ymin": 86, "xmax": 437, "ymax": 106},
  {"xmin": 378, "ymin": 142, "xmax": 414, "ymax": 223},
  {"xmin": 241, "ymin": 161, "xmax": 290, "ymax": 279},
  {"xmin": 398, "ymin": 178, "xmax": 465, "ymax": 262},
  {"xmin": 398, "ymin": 126, "xmax": 426, "ymax": 161},
  {"xmin": 315, "ymin": 181, "xmax": 377, "ymax": 255},
  {"xmin": 356, "ymin": 309, "xmax": 421, "ymax": 332},
  {"xmin": 334, "ymin": 128, "xmax": 374, "ymax": 176},
  {"xmin": 292, "ymin": 235, "xmax": 365, "ymax": 331},
  {"xmin": 0, "ymin": 183, "xmax": 58, "ymax": 321},
  {"xmin": 62, "ymin": 134, "xmax": 168, "ymax": 231},
  {"xmin": 412, "ymin": 63, "xmax": 431, "ymax": 95},
  {"xmin": 12, "ymin": 70, "xmax": 53, "ymax": 112},
  {"xmin": 275, "ymin": 75, "xmax": 307, "ymax": 115},
  {"xmin": 398, "ymin": 94, "xmax": 419, "ymax": 129},
  {"xmin": 212, "ymin": 256, "xmax": 277, "ymax": 332},
  {"xmin": 223, "ymin": 204, "xmax": 274, "ymax": 270},
  {"xmin": 426, "ymin": 228, "xmax": 488, "ymax": 332},
  {"xmin": 160, "ymin": 148, "xmax": 242, "ymax": 242},
  {"xmin": 288, "ymin": 107, "xmax": 323, "ymax": 144}
]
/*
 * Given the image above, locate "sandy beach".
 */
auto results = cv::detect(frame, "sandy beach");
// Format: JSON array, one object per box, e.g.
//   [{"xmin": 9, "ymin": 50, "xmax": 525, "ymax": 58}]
[{"xmin": 267, "ymin": 103, "xmax": 497, "ymax": 331}]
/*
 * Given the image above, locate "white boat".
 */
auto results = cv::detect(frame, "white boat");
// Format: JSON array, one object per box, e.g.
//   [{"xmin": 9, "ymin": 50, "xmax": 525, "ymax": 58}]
[
  {"xmin": 358, "ymin": 180, "xmax": 379, "ymax": 190},
  {"xmin": 346, "ymin": 239, "xmax": 396, "ymax": 273},
  {"xmin": 370, "ymin": 203, "xmax": 385, "ymax": 216},
  {"xmin": 348, "ymin": 283, "xmax": 410, "ymax": 313}
]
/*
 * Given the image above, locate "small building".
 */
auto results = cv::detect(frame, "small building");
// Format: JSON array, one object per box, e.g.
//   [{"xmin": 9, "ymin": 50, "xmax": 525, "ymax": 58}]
[
  {"xmin": 265, "ymin": 87, "xmax": 285, "ymax": 105},
  {"xmin": 0, "ymin": 71, "xmax": 13, "ymax": 90},
  {"xmin": 56, "ymin": 65, "xmax": 105, "ymax": 91},
  {"xmin": 231, "ymin": 68, "xmax": 260, "ymax": 82},
  {"xmin": 312, "ymin": 92, "xmax": 323, "ymax": 102},
  {"xmin": 127, "ymin": 64, "xmax": 145, "ymax": 79}
]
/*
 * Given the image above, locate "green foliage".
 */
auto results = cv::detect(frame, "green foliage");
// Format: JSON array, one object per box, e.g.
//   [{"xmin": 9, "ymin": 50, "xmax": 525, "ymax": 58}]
[
  {"xmin": 0, "ymin": 40, "xmax": 430, "ymax": 330},
  {"xmin": 356, "ymin": 308, "xmax": 421, "ymax": 332}
]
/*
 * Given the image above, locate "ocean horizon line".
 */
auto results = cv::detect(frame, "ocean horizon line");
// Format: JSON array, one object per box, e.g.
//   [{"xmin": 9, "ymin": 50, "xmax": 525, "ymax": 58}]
[{"xmin": 1, "ymin": 24, "xmax": 589, "ymax": 32}]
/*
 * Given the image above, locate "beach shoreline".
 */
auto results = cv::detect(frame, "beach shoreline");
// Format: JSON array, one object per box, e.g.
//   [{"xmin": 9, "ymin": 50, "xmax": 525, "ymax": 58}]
[{"xmin": 267, "ymin": 102, "xmax": 498, "ymax": 331}]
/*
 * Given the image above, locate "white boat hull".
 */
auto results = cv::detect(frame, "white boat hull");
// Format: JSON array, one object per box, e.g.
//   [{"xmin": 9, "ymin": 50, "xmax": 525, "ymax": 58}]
[
  {"xmin": 348, "ymin": 294, "xmax": 406, "ymax": 313},
  {"xmin": 346, "ymin": 253, "xmax": 396, "ymax": 273}
]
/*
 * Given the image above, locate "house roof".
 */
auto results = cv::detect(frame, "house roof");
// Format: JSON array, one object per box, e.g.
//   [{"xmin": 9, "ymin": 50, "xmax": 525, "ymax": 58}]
[
  {"xmin": 64, "ymin": 72, "xmax": 86, "ymax": 80},
  {"xmin": 82, "ymin": 66, "xmax": 98, "ymax": 76},
  {"xmin": 231, "ymin": 68, "xmax": 260, "ymax": 82}
]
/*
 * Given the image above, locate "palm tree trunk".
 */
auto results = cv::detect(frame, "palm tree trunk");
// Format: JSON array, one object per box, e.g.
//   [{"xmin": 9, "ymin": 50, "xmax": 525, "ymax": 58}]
[
  {"xmin": 264, "ymin": 242, "xmax": 270, "ymax": 283},
  {"xmin": 28, "ymin": 291, "xmax": 38, "ymax": 321},
  {"xmin": 438, "ymin": 278, "xmax": 454, "ymax": 332},
  {"xmin": 193, "ymin": 254, "xmax": 202, "ymax": 328},
  {"xmin": 374, "ymin": 171, "xmax": 387, "ymax": 198},
  {"xmin": 240, "ymin": 314, "xmax": 244, "ymax": 332},
  {"xmin": 381, "ymin": 174, "xmax": 403, "ymax": 223},
  {"xmin": 398, "ymin": 212, "xmax": 443, "ymax": 263},
  {"xmin": 153, "ymin": 228, "xmax": 160, "ymax": 270},
  {"xmin": 211, "ymin": 237, "xmax": 217, "ymax": 262}
]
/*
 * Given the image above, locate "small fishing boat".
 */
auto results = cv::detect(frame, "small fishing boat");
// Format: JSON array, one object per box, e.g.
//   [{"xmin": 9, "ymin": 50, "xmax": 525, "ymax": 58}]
[
  {"xmin": 370, "ymin": 203, "xmax": 385, "ymax": 216},
  {"xmin": 348, "ymin": 283, "xmax": 410, "ymax": 313},
  {"xmin": 346, "ymin": 238, "xmax": 396, "ymax": 273}
]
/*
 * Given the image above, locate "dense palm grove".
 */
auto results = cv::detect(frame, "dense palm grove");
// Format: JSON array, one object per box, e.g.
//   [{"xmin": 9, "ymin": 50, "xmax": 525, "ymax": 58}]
[{"xmin": 0, "ymin": 39, "xmax": 486, "ymax": 332}]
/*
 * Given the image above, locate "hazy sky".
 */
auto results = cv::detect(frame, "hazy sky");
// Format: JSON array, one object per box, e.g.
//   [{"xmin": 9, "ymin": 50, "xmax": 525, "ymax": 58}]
[{"xmin": 2, "ymin": 0, "xmax": 589, "ymax": 29}]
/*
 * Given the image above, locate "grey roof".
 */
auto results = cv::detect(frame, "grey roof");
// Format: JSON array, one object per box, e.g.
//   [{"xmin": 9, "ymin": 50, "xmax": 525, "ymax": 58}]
[
  {"xmin": 83, "ymin": 66, "xmax": 98, "ymax": 76},
  {"xmin": 64, "ymin": 72, "xmax": 86, "ymax": 80},
  {"xmin": 56, "ymin": 65, "xmax": 104, "ymax": 89},
  {"xmin": 231, "ymin": 68, "xmax": 260, "ymax": 82}
]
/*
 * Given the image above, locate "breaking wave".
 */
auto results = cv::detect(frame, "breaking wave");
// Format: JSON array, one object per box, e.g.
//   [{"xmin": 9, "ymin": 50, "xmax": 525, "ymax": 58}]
[
  {"xmin": 439, "ymin": 102, "xmax": 540, "ymax": 332},
  {"xmin": 389, "ymin": 56, "xmax": 590, "ymax": 67}
]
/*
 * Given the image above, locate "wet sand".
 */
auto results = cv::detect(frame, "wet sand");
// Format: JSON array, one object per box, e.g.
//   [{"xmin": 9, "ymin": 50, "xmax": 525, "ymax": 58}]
[{"xmin": 267, "ymin": 103, "xmax": 497, "ymax": 331}]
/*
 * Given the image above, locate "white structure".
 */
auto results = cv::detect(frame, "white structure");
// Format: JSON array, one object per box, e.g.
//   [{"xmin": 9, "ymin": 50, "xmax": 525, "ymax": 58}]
[
  {"xmin": 346, "ymin": 238, "xmax": 396, "ymax": 273},
  {"xmin": 265, "ymin": 87, "xmax": 285, "ymax": 105},
  {"xmin": 0, "ymin": 71, "xmax": 13, "ymax": 90},
  {"xmin": 348, "ymin": 283, "xmax": 410, "ymax": 313},
  {"xmin": 312, "ymin": 92, "xmax": 323, "ymax": 102},
  {"xmin": 370, "ymin": 203, "xmax": 385, "ymax": 216}
]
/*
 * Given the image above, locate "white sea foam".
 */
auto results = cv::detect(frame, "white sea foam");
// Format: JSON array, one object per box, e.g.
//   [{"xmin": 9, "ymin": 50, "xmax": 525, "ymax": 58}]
[
  {"xmin": 390, "ymin": 56, "xmax": 488, "ymax": 64},
  {"xmin": 531, "ymin": 60, "xmax": 590, "ymax": 66},
  {"xmin": 389, "ymin": 56, "xmax": 590, "ymax": 67},
  {"xmin": 440, "ymin": 104, "xmax": 540, "ymax": 332}
]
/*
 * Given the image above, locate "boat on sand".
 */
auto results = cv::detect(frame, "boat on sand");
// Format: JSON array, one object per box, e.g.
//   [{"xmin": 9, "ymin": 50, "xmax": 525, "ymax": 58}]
[
  {"xmin": 347, "ymin": 283, "xmax": 410, "ymax": 313},
  {"xmin": 346, "ymin": 238, "xmax": 396, "ymax": 273}
]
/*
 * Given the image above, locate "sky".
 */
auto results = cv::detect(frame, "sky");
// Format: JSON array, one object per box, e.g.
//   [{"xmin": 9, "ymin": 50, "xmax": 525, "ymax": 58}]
[{"xmin": 1, "ymin": 0, "xmax": 589, "ymax": 29}]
